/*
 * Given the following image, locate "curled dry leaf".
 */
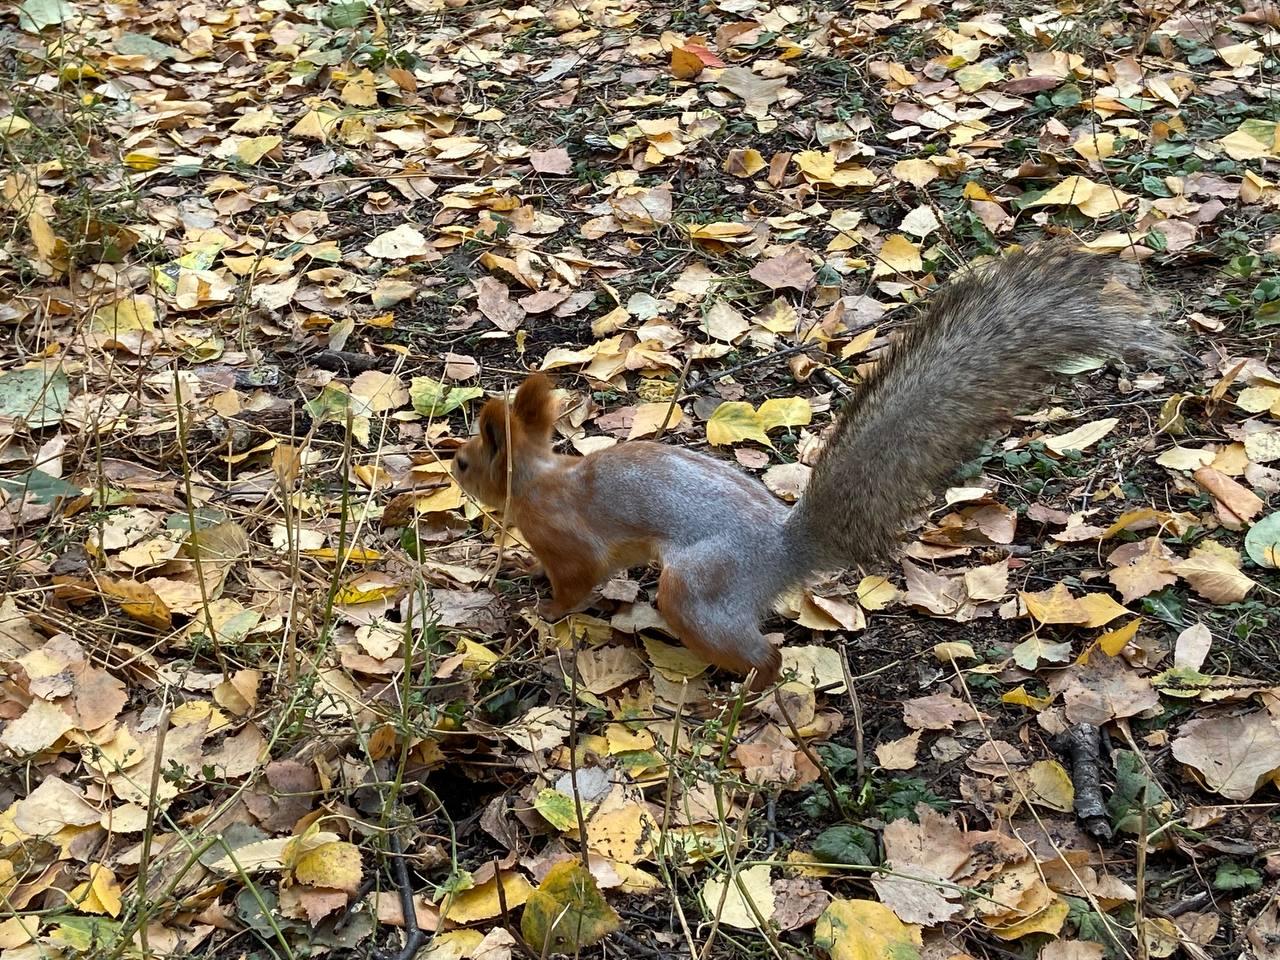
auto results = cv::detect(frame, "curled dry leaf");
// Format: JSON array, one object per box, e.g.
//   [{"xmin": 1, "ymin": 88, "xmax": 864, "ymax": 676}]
[{"xmin": 1172, "ymin": 712, "xmax": 1280, "ymax": 801}]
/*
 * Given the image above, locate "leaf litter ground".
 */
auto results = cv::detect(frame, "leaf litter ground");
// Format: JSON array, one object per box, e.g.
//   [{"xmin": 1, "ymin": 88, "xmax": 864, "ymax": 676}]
[{"xmin": 1, "ymin": 0, "xmax": 1280, "ymax": 959}]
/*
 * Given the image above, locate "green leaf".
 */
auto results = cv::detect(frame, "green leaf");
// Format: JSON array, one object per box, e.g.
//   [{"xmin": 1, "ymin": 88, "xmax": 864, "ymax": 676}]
[
  {"xmin": 812, "ymin": 825, "xmax": 877, "ymax": 866},
  {"xmin": 1245, "ymin": 512, "xmax": 1280, "ymax": 568},
  {"xmin": 322, "ymin": 1, "xmax": 370, "ymax": 28},
  {"xmin": 0, "ymin": 469, "xmax": 81, "ymax": 504},
  {"xmin": 1107, "ymin": 750, "xmax": 1171, "ymax": 834},
  {"xmin": 0, "ymin": 366, "xmax": 69, "ymax": 428},
  {"xmin": 408, "ymin": 379, "xmax": 484, "ymax": 417},
  {"xmin": 304, "ymin": 382, "xmax": 353, "ymax": 425},
  {"xmin": 521, "ymin": 861, "xmax": 621, "ymax": 953},
  {"xmin": 1213, "ymin": 862, "xmax": 1261, "ymax": 893},
  {"xmin": 114, "ymin": 32, "xmax": 180, "ymax": 59},
  {"xmin": 18, "ymin": 0, "xmax": 73, "ymax": 32},
  {"xmin": 533, "ymin": 789, "xmax": 579, "ymax": 831}
]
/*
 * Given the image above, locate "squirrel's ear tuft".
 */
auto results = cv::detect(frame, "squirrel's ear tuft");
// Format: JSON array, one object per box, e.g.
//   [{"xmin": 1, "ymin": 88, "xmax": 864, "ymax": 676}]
[
  {"xmin": 477, "ymin": 398, "xmax": 508, "ymax": 452},
  {"xmin": 513, "ymin": 374, "xmax": 557, "ymax": 439}
]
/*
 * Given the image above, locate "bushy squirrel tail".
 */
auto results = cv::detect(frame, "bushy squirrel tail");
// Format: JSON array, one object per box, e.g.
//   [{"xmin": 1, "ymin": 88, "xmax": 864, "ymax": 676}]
[{"xmin": 786, "ymin": 240, "xmax": 1173, "ymax": 571}]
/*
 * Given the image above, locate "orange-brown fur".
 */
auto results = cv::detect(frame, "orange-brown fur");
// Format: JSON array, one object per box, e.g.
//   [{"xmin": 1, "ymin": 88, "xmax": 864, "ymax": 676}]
[{"xmin": 454, "ymin": 242, "xmax": 1171, "ymax": 689}]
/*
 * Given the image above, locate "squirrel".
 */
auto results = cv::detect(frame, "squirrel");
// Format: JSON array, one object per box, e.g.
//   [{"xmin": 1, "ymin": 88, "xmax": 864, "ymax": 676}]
[{"xmin": 453, "ymin": 242, "xmax": 1172, "ymax": 689}]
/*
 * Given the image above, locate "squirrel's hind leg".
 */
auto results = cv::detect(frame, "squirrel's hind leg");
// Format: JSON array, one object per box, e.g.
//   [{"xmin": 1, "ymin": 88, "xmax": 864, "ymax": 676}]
[{"xmin": 657, "ymin": 564, "xmax": 781, "ymax": 690}]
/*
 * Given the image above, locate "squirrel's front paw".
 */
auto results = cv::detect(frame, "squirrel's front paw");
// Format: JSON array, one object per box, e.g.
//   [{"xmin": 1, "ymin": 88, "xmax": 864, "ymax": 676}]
[
  {"xmin": 536, "ymin": 598, "xmax": 572, "ymax": 622},
  {"xmin": 510, "ymin": 554, "xmax": 547, "ymax": 580}
]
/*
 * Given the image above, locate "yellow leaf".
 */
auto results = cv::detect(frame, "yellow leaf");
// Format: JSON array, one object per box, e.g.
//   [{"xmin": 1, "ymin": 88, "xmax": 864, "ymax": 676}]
[
  {"xmin": 757, "ymin": 397, "xmax": 812, "ymax": 432},
  {"xmin": 701, "ymin": 864, "xmax": 775, "ymax": 929},
  {"xmin": 341, "ymin": 68, "xmax": 378, "ymax": 106},
  {"xmin": 989, "ymin": 894, "xmax": 1069, "ymax": 939},
  {"xmin": 456, "ymin": 639, "xmax": 500, "ymax": 674},
  {"xmin": 815, "ymin": 899, "xmax": 923, "ymax": 960},
  {"xmin": 0, "ymin": 115, "xmax": 33, "ymax": 137},
  {"xmin": 642, "ymin": 636, "xmax": 709, "ymax": 680},
  {"xmin": 442, "ymin": 872, "xmax": 533, "ymax": 923},
  {"xmin": 92, "ymin": 296, "xmax": 157, "ymax": 336},
  {"xmin": 1002, "ymin": 685, "xmax": 1052, "ymax": 711},
  {"xmin": 69, "ymin": 864, "xmax": 122, "ymax": 918},
  {"xmin": 235, "ymin": 136, "xmax": 283, "ymax": 165},
  {"xmin": 855, "ymin": 575, "xmax": 898, "ymax": 610},
  {"xmin": 891, "ymin": 158, "xmax": 939, "ymax": 188},
  {"xmin": 872, "ymin": 234, "xmax": 922, "ymax": 276},
  {"xmin": 1072, "ymin": 131, "xmax": 1117, "ymax": 161},
  {"xmin": 302, "ymin": 546, "xmax": 383, "ymax": 564},
  {"xmin": 1021, "ymin": 583, "xmax": 1084, "ymax": 624},
  {"xmin": 684, "ymin": 221, "xmax": 753, "ymax": 241},
  {"xmin": 706, "ymin": 401, "xmax": 771, "ymax": 447},
  {"xmin": 1043, "ymin": 417, "xmax": 1119, "ymax": 454},
  {"xmin": 628, "ymin": 401, "xmax": 683, "ymax": 440},
  {"xmin": 1075, "ymin": 592, "xmax": 1129, "ymax": 628},
  {"xmin": 723, "ymin": 148, "xmax": 765, "ymax": 177},
  {"xmin": 294, "ymin": 840, "xmax": 363, "ymax": 894},
  {"xmin": 1030, "ymin": 175, "xmax": 1097, "ymax": 207},
  {"xmin": 1096, "ymin": 618, "xmax": 1140, "ymax": 656},
  {"xmin": 933, "ymin": 641, "xmax": 976, "ymax": 663},
  {"xmin": 1017, "ymin": 759, "xmax": 1075, "ymax": 812},
  {"xmin": 123, "ymin": 151, "xmax": 165, "ymax": 171},
  {"xmin": 0, "ymin": 916, "xmax": 39, "ymax": 949},
  {"xmin": 521, "ymin": 861, "xmax": 621, "ymax": 951},
  {"xmin": 795, "ymin": 150, "xmax": 837, "ymax": 182},
  {"xmin": 291, "ymin": 108, "xmax": 340, "ymax": 142}
]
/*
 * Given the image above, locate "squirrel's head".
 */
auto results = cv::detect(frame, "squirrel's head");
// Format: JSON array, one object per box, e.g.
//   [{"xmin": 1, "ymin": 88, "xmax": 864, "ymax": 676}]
[{"xmin": 454, "ymin": 373, "xmax": 558, "ymax": 505}]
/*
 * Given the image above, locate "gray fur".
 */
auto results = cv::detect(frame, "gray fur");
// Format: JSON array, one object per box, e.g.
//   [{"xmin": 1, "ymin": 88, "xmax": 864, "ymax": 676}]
[{"xmin": 787, "ymin": 241, "xmax": 1172, "ymax": 572}]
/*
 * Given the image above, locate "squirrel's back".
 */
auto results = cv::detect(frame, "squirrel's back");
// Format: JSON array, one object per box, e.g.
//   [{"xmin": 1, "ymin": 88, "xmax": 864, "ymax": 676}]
[{"xmin": 787, "ymin": 241, "xmax": 1173, "ymax": 571}]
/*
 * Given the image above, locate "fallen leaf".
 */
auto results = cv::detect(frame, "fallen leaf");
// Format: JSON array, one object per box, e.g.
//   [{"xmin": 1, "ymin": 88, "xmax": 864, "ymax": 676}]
[
  {"xmin": 701, "ymin": 864, "xmax": 775, "ymax": 930},
  {"xmin": 815, "ymin": 898, "xmax": 924, "ymax": 960},
  {"xmin": 1172, "ymin": 712, "xmax": 1280, "ymax": 801}
]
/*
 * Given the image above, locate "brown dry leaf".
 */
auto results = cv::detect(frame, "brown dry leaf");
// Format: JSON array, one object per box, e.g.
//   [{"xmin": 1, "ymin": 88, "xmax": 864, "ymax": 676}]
[
  {"xmin": 901, "ymin": 561, "xmax": 971, "ymax": 620},
  {"xmin": 1171, "ymin": 712, "xmax": 1280, "ymax": 801},
  {"xmin": 529, "ymin": 147, "xmax": 571, "ymax": 175},
  {"xmin": 875, "ymin": 731, "xmax": 921, "ymax": 771},
  {"xmin": 14, "ymin": 777, "xmax": 102, "ymax": 835},
  {"xmin": 749, "ymin": 247, "xmax": 815, "ymax": 291},
  {"xmin": 1193, "ymin": 466, "xmax": 1264, "ymax": 527},
  {"xmin": 902, "ymin": 693, "xmax": 982, "ymax": 731},
  {"xmin": 0, "ymin": 698, "xmax": 74, "ymax": 755},
  {"xmin": 364, "ymin": 223, "xmax": 429, "ymax": 259},
  {"xmin": 1106, "ymin": 538, "xmax": 1177, "ymax": 603},
  {"xmin": 1174, "ymin": 541, "xmax": 1256, "ymax": 602},
  {"xmin": 1050, "ymin": 654, "xmax": 1160, "ymax": 725},
  {"xmin": 474, "ymin": 276, "xmax": 526, "ymax": 331}
]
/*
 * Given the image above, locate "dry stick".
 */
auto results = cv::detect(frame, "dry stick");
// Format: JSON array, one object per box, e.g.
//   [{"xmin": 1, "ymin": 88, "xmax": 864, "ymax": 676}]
[
  {"xmin": 487, "ymin": 383, "xmax": 517, "ymax": 589},
  {"xmin": 697, "ymin": 790, "xmax": 754, "ymax": 960},
  {"xmin": 1135, "ymin": 801, "xmax": 1150, "ymax": 960},
  {"xmin": 654, "ymin": 353, "xmax": 694, "ymax": 443},
  {"xmin": 379, "ymin": 833, "xmax": 427, "ymax": 960},
  {"xmin": 132, "ymin": 706, "xmax": 171, "ymax": 959},
  {"xmin": 567, "ymin": 628, "xmax": 591, "ymax": 872},
  {"xmin": 172, "ymin": 371, "xmax": 230, "ymax": 680},
  {"xmin": 840, "ymin": 651, "xmax": 866, "ymax": 792},
  {"xmin": 655, "ymin": 681, "xmax": 700, "ymax": 960},
  {"xmin": 774, "ymin": 690, "xmax": 842, "ymax": 812},
  {"xmin": 494, "ymin": 864, "xmax": 541, "ymax": 960},
  {"xmin": 949, "ymin": 662, "xmax": 1135, "ymax": 959}
]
